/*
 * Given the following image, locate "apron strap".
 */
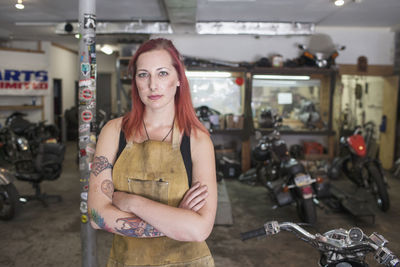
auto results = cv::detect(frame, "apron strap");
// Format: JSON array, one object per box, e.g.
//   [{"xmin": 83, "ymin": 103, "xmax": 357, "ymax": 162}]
[{"xmin": 171, "ymin": 120, "xmax": 180, "ymax": 150}]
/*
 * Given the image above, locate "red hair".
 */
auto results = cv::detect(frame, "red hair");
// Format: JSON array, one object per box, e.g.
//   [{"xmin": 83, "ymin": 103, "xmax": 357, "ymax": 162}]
[{"xmin": 122, "ymin": 38, "xmax": 208, "ymax": 139}]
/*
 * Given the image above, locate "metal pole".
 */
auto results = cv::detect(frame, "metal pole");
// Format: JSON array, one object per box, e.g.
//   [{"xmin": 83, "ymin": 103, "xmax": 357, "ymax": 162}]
[{"xmin": 78, "ymin": 0, "xmax": 97, "ymax": 266}]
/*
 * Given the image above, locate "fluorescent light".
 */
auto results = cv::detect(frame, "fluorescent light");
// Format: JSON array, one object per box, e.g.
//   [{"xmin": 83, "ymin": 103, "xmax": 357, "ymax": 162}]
[
  {"xmin": 15, "ymin": 3, "xmax": 24, "ymax": 9},
  {"xmin": 334, "ymin": 0, "xmax": 345, "ymax": 6},
  {"xmin": 186, "ymin": 71, "xmax": 232, "ymax": 78},
  {"xmin": 253, "ymin": 75, "xmax": 310, "ymax": 80},
  {"xmin": 100, "ymin": 45, "xmax": 113, "ymax": 55}
]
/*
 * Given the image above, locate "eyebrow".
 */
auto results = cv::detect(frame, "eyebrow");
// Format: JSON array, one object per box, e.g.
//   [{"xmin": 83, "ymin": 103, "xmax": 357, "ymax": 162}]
[{"xmin": 136, "ymin": 67, "xmax": 172, "ymax": 72}]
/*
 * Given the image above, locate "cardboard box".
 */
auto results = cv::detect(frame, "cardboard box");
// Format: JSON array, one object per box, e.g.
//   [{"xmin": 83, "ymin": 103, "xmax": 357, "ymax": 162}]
[{"xmin": 225, "ymin": 114, "xmax": 244, "ymax": 129}]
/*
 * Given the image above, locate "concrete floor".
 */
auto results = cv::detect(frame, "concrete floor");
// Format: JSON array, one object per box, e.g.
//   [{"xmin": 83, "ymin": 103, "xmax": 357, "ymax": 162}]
[{"xmin": 1, "ymin": 141, "xmax": 400, "ymax": 267}]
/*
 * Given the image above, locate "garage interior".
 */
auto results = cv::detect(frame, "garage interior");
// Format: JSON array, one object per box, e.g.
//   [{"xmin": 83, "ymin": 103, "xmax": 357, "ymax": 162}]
[{"xmin": 1, "ymin": 0, "xmax": 400, "ymax": 266}]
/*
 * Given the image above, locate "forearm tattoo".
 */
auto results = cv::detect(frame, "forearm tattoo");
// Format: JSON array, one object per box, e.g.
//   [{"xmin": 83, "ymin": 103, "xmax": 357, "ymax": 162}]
[
  {"xmin": 90, "ymin": 209, "xmax": 164, "ymax": 237},
  {"xmin": 115, "ymin": 216, "xmax": 164, "ymax": 237},
  {"xmin": 101, "ymin": 180, "xmax": 114, "ymax": 200},
  {"xmin": 89, "ymin": 208, "xmax": 112, "ymax": 232},
  {"xmin": 91, "ymin": 156, "xmax": 113, "ymax": 176}
]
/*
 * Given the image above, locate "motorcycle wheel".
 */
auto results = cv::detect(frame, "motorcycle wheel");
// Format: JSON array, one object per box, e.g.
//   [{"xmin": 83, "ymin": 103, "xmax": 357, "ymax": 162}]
[
  {"xmin": 256, "ymin": 165, "xmax": 268, "ymax": 186},
  {"xmin": 297, "ymin": 198, "xmax": 317, "ymax": 225},
  {"xmin": 0, "ymin": 183, "xmax": 20, "ymax": 220},
  {"xmin": 367, "ymin": 164, "xmax": 390, "ymax": 212}
]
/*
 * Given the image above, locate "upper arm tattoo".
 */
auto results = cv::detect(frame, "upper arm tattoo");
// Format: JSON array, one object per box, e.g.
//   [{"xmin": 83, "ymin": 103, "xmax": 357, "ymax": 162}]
[
  {"xmin": 101, "ymin": 180, "xmax": 114, "ymax": 200},
  {"xmin": 91, "ymin": 156, "xmax": 113, "ymax": 176}
]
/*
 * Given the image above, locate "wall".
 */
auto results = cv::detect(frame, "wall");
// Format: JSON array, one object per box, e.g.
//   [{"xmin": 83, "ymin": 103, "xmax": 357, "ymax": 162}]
[
  {"xmin": 0, "ymin": 42, "xmax": 79, "ymax": 126},
  {"xmin": 50, "ymin": 43, "xmax": 79, "ymax": 121},
  {"xmin": 153, "ymin": 26, "xmax": 395, "ymax": 65},
  {"xmin": 0, "ymin": 42, "xmax": 51, "ymax": 125},
  {"xmin": 96, "ymin": 52, "xmax": 118, "ymax": 114}
]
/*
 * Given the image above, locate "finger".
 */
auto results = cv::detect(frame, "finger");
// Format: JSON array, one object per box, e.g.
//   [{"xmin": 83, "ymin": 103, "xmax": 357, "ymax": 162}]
[
  {"xmin": 181, "ymin": 182, "xmax": 201, "ymax": 202},
  {"xmin": 188, "ymin": 191, "xmax": 209, "ymax": 209},
  {"xmin": 185, "ymin": 185, "xmax": 208, "ymax": 204},
  {"xmin": 191, "ymin": 199, "xmax": 206, "ymax": 212}
]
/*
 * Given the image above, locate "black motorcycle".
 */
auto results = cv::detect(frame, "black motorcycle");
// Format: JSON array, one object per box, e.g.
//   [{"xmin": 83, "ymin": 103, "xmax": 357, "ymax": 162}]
[
  {"xmin": 0, "ymin": 112, "xmax": 59, "ymax": 164},
  {"xmin": 329, "ymin": 122, "xmax": 390, "ymax": 212},
  {"xmin": 252, "ymin": 119, "xmax": 324, "ymax": 224},
  {"xmin": 241, "ymin": 221, "xmax": 399, "ymax": 267}
]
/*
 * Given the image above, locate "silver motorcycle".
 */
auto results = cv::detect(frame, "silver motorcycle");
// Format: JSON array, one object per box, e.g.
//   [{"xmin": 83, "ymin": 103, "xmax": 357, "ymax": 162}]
[{"xmin": 241, "ymin": 221, "xmax": 399, "ymax": 267}]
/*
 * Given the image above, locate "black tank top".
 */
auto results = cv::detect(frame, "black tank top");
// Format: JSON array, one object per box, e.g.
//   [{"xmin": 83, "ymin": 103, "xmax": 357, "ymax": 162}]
[{"xmin": 116, "ymin": 130, "xmax": 193, "ymax": 187}]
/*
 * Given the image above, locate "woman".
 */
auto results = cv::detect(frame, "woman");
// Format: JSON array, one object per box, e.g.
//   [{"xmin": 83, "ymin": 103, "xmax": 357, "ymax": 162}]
[{"xmin": 87, "ymin": 38, "xmax": 217, "ymax": 267}]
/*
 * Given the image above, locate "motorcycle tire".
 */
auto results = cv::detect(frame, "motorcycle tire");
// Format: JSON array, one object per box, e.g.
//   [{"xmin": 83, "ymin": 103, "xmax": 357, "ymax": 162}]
[
  {"xmin": 256, "ymin": 165, "xmax": 268, "ymax": 186},
  {"xmin": 367, "ymin": 164, "xmax": 390, "ymax": 212},
  {"xmin": 297, "ymin": 198, "xmax": 317, "ymax": 225},
  {"xmin": 0, "ymin": 183, "xmax": 20, "ymax": 220}
]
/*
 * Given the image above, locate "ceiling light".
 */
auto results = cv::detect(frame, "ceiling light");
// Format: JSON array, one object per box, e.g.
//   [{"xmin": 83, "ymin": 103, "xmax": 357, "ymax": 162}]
[
  {"xmin": 100, "ymin": 45, "xmax": 113, "ymax": 55},
  {"xmin": 185, "ymin": 71, "xmax": 232, "ymax": 78},
  {"xmin": 15, "ymin": 0, "xmax": 24, "ymax": 9},
  {"xmin": 253, "ymin": 75, "xmax": 310, "ymax": 80},
  {"xmin": 334, "ymin": 0, "xmax": 345, "ymax": 6}
]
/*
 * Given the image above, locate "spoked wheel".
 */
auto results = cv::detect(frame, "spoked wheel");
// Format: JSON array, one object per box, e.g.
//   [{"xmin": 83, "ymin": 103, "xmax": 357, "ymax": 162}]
[
  {"xmin": 296, "ymin": 198, "xmax": 317, "ymax": 225},
  {"xmin": 0, "ymin": 183, "xmax": 20, "ymax": 220},
  {"xmin": 367, "ymin": 164, "xmax": 390, "ymax": 212}
]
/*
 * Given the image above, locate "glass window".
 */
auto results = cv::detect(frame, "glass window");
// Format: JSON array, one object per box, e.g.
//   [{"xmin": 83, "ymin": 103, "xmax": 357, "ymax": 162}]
[
  {"xmin": 187, "ymin": 71, "xmax": 245, "ymax": 115},
  {"xmin": 251, "ymin": 76, "xmax": 326, "ymax": 130}
]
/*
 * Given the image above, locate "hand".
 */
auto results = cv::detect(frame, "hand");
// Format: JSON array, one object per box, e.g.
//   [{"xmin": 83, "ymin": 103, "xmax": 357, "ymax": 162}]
[
  {"xmin": 179, "ymin": 182, "xmax": 208, "ymax": 212},
  {"xmin": 112, "ymin": 191, "xmax": 132, "ymax": 213}
]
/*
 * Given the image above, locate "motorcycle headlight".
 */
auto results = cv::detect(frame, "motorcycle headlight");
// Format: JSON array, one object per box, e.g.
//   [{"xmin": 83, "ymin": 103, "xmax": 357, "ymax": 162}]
[{"xmin": 16, "ymin": 137, "xmax": 29, "ymax": 151}]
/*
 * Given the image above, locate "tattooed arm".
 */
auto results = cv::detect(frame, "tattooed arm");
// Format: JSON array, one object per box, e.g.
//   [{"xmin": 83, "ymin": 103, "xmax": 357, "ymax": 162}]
[
  {"xmin": 87, "ymin": 118, "xmax": 207, "ymax": 239},
  {"xmin": 87, "ymin": 118, "xmax": 164, "ymax": 238}
]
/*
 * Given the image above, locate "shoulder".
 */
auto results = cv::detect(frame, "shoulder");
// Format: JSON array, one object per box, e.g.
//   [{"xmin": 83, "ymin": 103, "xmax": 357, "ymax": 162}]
[
  {"xmin": 99, "ymin": 117, "xmax": 123, "ymax": 137},
  {"xmin": 97, "ymin": 117, "xmax": 123, "ymax": 149},
  {"xmin": 190, "ymin": 128, "xmax": 213, "ymax": 154}
]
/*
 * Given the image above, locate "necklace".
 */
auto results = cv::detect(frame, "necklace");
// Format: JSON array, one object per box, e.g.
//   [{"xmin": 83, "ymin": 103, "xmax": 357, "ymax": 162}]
[{"xmin": 143, "ymin": 119, "xmax": 174, "ymax": 142}]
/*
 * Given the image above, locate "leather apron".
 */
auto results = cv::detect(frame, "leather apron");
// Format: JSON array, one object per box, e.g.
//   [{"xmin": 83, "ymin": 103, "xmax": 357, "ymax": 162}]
[{"xmin": 107, "ymin": 123, "xmax": 214, "ymax": 267}]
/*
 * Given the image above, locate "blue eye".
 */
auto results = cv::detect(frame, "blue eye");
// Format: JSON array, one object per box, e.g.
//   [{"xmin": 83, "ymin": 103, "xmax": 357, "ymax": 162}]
[
  {"xmin": 137, "ymin": 72, "xmax": 148, "ymax": 78},
  {"xmin": 159, "ymin": 71, "xmax": 168, "ymax": 77}
]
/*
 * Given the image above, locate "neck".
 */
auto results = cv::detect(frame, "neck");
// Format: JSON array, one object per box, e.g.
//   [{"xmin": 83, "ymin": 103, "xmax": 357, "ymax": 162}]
[{"xmin": 143, "ymin": 106, "xmax": 175, "ymax": 128}]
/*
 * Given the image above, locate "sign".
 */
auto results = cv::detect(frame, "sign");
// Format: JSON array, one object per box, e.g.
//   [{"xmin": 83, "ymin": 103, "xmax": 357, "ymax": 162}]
[
  {"xmin": 0, "ymin": 69, "xmax": 49, "ymax": 95},
  {"xmin": 81, "ymin": 110, "xmax": 93, "ymax": 122}
]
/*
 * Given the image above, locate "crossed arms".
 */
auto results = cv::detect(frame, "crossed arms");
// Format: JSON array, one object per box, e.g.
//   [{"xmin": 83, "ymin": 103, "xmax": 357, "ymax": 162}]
[{"xmin": 87, "ymin": 118, "xmax": 217, "ymax": 242}]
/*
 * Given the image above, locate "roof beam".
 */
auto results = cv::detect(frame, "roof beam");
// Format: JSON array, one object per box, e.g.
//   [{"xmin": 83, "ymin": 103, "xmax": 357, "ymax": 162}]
[{"xmin": 162, "ymin": 0, "xmax": 197, "ymax": 34}]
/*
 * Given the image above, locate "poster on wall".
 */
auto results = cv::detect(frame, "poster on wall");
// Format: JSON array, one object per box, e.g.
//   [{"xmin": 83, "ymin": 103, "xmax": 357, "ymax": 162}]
[{"xmin": 0, "ymin": 68, "xmax": 49, "ymax": 96}]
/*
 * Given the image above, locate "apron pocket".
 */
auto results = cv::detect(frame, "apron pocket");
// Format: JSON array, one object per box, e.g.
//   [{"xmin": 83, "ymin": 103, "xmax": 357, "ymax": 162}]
[{"xmin": 127, "ymin": 178, "xmax": 169, "ymax": 205}]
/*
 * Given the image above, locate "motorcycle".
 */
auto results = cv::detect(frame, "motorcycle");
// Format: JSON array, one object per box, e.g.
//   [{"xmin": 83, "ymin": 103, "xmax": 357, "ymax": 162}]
[
  {"xmin": 252, "ymin": 117, "xmax": 325, "ymax": 224},
  {"xmin": 241, "ymin": 221, "xmax": 399, "ymax": 267},
  {"xmin": 0, "ymin": 112, "xmax": 59, "ymax": 165},
  {"xmin": 0, "ymin": 167, "xmax": 20, "ymax": 220},
  {"xmin": 298, "ymin": 33, "xmax": 345, "ymax": 68},
  {"xmin": 329, "ymin": 123, "xmax": 390, "ymax": 212}
]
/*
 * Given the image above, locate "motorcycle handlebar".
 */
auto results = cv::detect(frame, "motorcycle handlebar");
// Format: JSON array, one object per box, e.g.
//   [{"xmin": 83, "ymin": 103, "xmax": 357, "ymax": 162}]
[
  {"xmin": 240, "ymin": 227, "xmax": 266, "ymax": 241},
  {"xmin": 241, "ymin": 221, "xmax": 400, "ymax": 267}
]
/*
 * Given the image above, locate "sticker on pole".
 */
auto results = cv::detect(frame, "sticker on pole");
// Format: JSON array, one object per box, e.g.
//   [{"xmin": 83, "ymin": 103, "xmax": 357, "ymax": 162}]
[
  {"xmin": 81, "ymin": 110, "xmax": 93, "ymax": 123},
  {"xmin": 81, "ymin": 63, "xmax": 90, "ymax": 76},
  {"xmin": 79, "ymin": 87, "xmax": 93, "ymax": 101},
  {"xmin": 84, "ymin": 14, "xmax": 96, "ymax": 29}
]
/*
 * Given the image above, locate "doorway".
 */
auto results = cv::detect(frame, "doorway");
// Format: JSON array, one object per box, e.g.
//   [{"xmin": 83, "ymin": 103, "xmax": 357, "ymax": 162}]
[
  {"xmin": 97, "ymin": 73, "xmax": 112, "ymax": 122},
  {"xmin": 53, "ymin": 79, "xmax": 62, "ymax": 140}
]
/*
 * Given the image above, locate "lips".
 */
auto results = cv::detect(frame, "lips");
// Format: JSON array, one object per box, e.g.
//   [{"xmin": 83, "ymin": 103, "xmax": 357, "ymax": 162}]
[{"xmin": 148, "ymin": 95, "xmax": 162, "ymax": 100}]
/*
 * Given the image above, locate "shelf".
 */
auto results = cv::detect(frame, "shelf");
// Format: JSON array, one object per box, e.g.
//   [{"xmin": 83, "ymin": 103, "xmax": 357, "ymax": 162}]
[
  {"xmin": 252, "ymin": 67, "xmax": 337, "ymax": 75},
  {"xmin": 210, "ymin": 129, "xmax": 243, "ymax": 135},
  {"xmin": 256, "ymin": 128, "xmax": 335, "ymax": 136},
  {"xmin": 0, "ymin": 105, "xmax": 44, "ymax": 111}
]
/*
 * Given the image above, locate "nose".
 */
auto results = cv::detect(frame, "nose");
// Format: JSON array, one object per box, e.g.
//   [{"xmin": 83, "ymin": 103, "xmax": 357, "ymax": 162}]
[{"xmin": 149, "ymin": 75, "xmax": 156, "ymax": 92}]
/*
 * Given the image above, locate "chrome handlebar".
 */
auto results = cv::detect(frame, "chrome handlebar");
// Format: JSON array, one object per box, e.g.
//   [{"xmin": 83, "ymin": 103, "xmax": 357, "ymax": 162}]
[{"xmin": 241, "ymin": 221, "xmax": 399, "ymax": 267}]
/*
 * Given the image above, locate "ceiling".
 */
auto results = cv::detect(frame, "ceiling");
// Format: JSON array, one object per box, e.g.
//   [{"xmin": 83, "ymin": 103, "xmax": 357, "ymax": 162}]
[{"xmin": 1, "ymin": 0, "xmax": 400, "ymax": 48}]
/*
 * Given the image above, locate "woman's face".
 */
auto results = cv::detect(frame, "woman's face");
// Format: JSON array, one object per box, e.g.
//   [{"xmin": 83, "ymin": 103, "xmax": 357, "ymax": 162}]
[{"xmin": 135, "ymin": 49, "xmax": 180, "ymax": 111}]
